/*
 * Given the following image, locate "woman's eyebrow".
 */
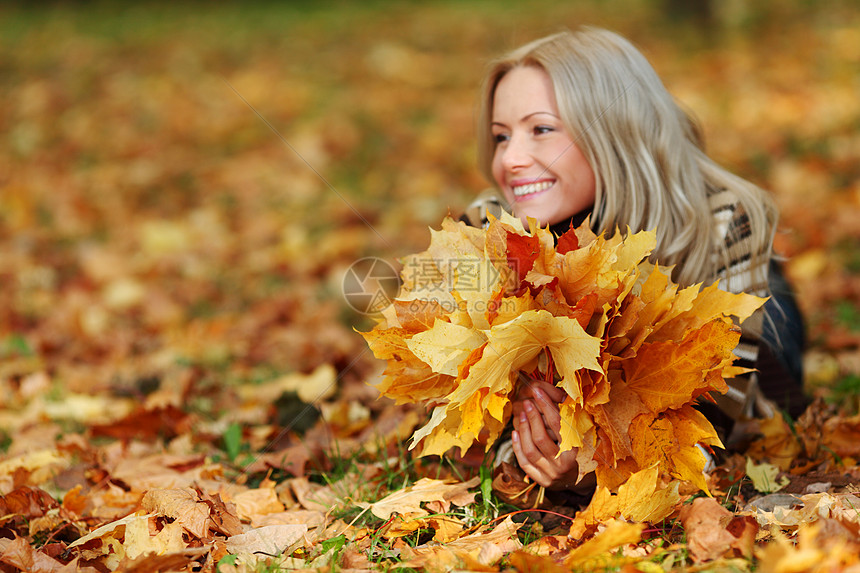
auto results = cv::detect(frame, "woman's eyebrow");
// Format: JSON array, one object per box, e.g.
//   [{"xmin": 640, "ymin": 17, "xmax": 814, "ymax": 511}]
[
  {"xmin": 491, "ymin": 111, "xmax": 560, "ymax": 128},
  {"xmin": 492, "ymin": 112, "xmax": 560, "ymax": 126},
  {"xmin": 523, "ymin": 111, "xmax": 560, "ymax": 120}
]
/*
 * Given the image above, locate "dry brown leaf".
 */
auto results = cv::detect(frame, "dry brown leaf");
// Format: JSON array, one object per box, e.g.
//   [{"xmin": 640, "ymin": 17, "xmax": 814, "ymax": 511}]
[
  {"xmin": 357, "ymin": 476, "xmax": 480, "ymax": 520},
  {"xmin": 400, "ymin": 515, "xmax": 522, "ymax": 569},
  {"xmin": 140, "ymin": 488, "xmax": 211, "ymax": 539},
  {"xmin": 0, "ymin": 485, "xmax": 58, "ymax": 519},
  {"xmin": 197, "ymin": 489, "xmax": 245, "ymax": 537},
  {"xmin": 113, "ymin": 548, "xmax": 209, "ymax": 573},
  {"xmin": 0, "ymin": 535, "xmax": 81, "ymax": 573},
  {"xmin": 509, "ymin": 550, "xmax": 570, "ymax": 573},
  {"xmin": 242, "ymin": 445, "xmax": 313, "ymax": 477},
  {"xmin": 231, "ymin": 485, "xmax": 285, "ymax": 522},
  {"xmin": 290, "ymin": 477, "xmax": 345, "ymax": 513},
  {"xmin": 680, "ymin": 497, "xmax": 759, "ymax": 562},
  {"xmin": 491, "ymin": 461, "xmax": 542, "ymax": 508},
  {"xmin": 224, "ymin": 524, "xmax": 308, "ymax": 556},
  {"xmin": 89, "ymin": 405, "xmax": 192, "ymax": 442},
  {"xmin": 250, "ymin": 509, "xmax": 325, "ymax": 529}
]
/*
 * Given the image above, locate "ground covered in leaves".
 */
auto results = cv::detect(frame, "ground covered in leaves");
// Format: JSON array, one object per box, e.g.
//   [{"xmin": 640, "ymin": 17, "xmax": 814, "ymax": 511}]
[{"xmin": 2, "ymin": 1, "xmax": 860, "ymax": 571}]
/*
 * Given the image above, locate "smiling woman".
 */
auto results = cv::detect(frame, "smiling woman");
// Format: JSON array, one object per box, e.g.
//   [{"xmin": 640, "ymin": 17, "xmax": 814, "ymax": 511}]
[
  {"xmin": 490, "ymin": 66, "xmax": 596, "ymax": 227},
  {"xmin": 461, "ymin": 27, "xmax": 807, "ymax": 494}
]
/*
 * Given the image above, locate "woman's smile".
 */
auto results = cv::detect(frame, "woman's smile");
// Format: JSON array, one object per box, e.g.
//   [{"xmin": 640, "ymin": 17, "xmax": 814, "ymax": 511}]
[{"xmin": 510, "ymin": 178, "xmax": 555, "ymax": 199}]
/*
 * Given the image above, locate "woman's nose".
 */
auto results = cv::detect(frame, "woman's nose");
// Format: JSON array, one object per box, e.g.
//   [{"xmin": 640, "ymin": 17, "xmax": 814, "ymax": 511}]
[{"xmin": 500, "ymin": 135, "xmax": 532, "ymax": 171}]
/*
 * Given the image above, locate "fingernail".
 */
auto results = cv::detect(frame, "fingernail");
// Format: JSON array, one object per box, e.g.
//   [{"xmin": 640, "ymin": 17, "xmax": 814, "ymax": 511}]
[
  {"xmin": 519, "ymin": 411, "xmax": 527, "ymax": 424},
  {"xmin": 512, "ymin": 431, "xmax": 519, "ymax": 444},
  {"xmin": 533, "ymin": 388, "xmax": 543, "ymax": 401},
  {"xmin": 524, "ymin": 400, "xmax": 534, "ymax": 413}
]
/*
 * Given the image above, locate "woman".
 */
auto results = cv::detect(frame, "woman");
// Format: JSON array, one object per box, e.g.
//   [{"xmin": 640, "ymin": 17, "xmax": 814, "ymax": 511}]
[{"xmin": 460, "ymin": 28, "xmax": 806, "ymax": 492}]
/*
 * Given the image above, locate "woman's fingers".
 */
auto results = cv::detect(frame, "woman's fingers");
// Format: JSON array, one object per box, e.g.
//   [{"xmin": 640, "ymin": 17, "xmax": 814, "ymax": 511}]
[
  {"xmin": 516, "ymin": 378, "xmax": 566, "ymax": 403},
  {"xmin": 535, "ymin": 380, "xmax": 567, "ymax": 403},
  {"xmin": 513, "ymin": 409, "xmax": 545, "ymax": 465},
  {"xmin": 510, "ymin": 381, "xmax": 586, "ymax": 490},
  {"xmin": 521, "ymin": 401, "xmax": 560, "ymax": 461},
  {"xmin": 530, "ymin": 388, "xmax": 563, "ymax": 441},
  {"xmin": 513, "ymin": 380, "xmax": 566, "ymax": 429},
  {"xmin": 512, "ymin": 423, "xmax": 581, "ymax": 489},
  {"xmin": 511, "ymin": 429, "xmax": 552, "ymax": 488}
]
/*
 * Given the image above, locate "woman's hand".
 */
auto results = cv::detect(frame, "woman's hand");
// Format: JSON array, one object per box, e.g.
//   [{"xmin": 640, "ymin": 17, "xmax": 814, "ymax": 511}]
[{"xmin": 511, "ymin": 380, "xmax": 591, "ymax": 492}]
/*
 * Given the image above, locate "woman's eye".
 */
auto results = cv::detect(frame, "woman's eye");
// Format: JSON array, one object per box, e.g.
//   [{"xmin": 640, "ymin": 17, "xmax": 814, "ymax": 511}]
[
  {"xmin": 534, "ymin": 125, "xmax": 554, "ymax": 135},
  {"xmin": 493, "ymin": 133, "xmax": 510, "ymax": 144}
]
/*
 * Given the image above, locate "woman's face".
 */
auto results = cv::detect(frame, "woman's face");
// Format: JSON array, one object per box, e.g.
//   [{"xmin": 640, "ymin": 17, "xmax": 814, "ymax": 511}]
[{"xmin": 491, "ymin": 66, "xmax": 596, "ymax": 227}]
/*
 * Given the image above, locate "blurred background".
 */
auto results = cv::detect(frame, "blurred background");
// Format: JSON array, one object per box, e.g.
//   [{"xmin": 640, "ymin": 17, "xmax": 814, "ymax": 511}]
[{"xmin": 2, "ymin": 0, "xmax": 859, "ymax": 412}]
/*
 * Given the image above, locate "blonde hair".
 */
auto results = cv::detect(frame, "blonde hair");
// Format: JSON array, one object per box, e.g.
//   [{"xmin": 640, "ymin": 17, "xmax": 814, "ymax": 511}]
[{"xmin": 477, "ymin": 28, "xmax": 777, "ymax": 288}]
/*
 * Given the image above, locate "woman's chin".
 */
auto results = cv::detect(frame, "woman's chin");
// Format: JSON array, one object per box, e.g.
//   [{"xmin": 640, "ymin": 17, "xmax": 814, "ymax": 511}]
[{"xmin": 511, "ymin": 207, "xmax": 553, "ymax": 228}]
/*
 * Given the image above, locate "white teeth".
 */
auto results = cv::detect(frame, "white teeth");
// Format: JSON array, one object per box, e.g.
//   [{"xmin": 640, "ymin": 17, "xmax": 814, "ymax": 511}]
[{"xmin": 512, "ymin": 180, "xmax": 553, "ymax": 197}]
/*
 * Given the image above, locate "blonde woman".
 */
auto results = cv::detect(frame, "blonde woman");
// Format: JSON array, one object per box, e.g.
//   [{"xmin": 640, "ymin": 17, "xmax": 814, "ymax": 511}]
[{"xmin": 460, "ymin": 28, "xmax": 805, "ymax": 492}]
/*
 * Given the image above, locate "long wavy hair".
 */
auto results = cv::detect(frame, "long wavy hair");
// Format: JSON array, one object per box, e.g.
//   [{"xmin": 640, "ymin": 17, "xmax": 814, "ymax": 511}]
[{"xmin": 477, "ymin": 28, "xmax": 777, "ymax": 289}]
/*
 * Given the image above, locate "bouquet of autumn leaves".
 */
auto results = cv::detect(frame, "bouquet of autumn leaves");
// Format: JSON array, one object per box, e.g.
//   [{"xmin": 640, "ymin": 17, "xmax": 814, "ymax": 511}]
[{"xmin": 361, "ymin": 212, "xmax": 765, "ymax": 497}]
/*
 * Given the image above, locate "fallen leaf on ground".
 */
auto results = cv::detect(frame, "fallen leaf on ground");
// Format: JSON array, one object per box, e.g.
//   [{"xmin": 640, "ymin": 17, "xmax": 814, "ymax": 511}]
[
  {"xmin": 565, "ymin": 519, "xmax": 645, "ymax": 568},
  {"xmin": 224, "ymin": 524, "xmax": 308, "ymax": 556},
  {"xmin": 357, "ymin": 476, "xmax": 480, "ymax": 520},
  {"xmin": 679, "ymin": 497, "xmax": 758, "ymax": 562}
]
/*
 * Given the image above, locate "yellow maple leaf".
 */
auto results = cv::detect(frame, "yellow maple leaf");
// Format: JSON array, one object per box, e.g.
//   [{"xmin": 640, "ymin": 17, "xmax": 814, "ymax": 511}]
[
  {"xmin": 67, "ymin": 512, "xmax": 153, "ymax": 552},
  {"xmin": 361, "ymin": 326, "xmax": 458, "ymax": 404},
  {"xmin": 616, "ymin": 265, "xmax": 699, "ymax": 355},
  {"xmin": 653, "ymin": 280, "xmax": 768, "ymax": 342},
  {"xmin": 447, "ymin": 309, "xmax": 601, "ymax": 451},
  {"xmin": 450, "ymin": 309, "xmax": 602, "ymax": 403},
  {"xmin": 488, "ymin": 290, "xmax": 538, "ymax": 326},
  {"xmin": 386, "ymin": 299, "xmax": 449, "ymax": 332},
  {"xmin": 558, "ymin": 397, "xmax": 597, "ymax": 466},
  {"xmin": 573, "ymin": 465, "xmax": 681, "ymax": 533},
  {"xmin": 565, "ymin": 519, "xmax": 645, "ymax": 568},
  {"xmin": 745, "ymin": 457, "xmax": 789, "ymax": 493},
  {"xmin": 406, "ymin": 319, "xmax": 487, "ymax": 376},
  {"xmin": 410, "ymin": 404, "xmax": 474, "ymax": 457}
]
